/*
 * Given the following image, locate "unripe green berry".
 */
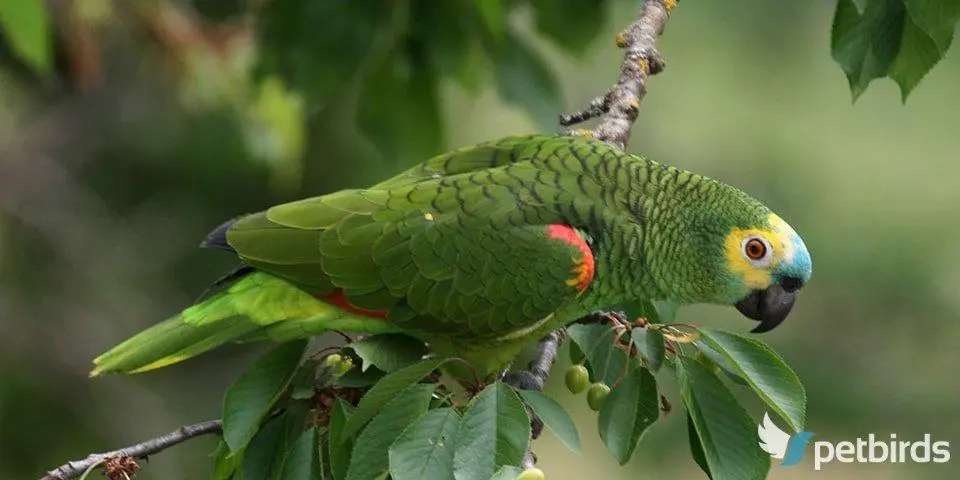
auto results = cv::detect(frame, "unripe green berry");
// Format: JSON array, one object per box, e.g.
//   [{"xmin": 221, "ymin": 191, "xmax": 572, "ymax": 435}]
[
  {"xmin": 334, "ymin": 357, "xmax": 354, "ymax": 377},
  {"xmin": 323, "ymin": 353, "xmax": 342, "ymax": 368},
  {"xmin": 517, "ymin": 467, "xmax": 546, "ymax": 480},
  {"xmin": 587, "ymin": 383, "xmax": 611, "ymax": 411},
  {"xmin": 564, "ymin": 364, "xmax": 589, "ymax": 394}
]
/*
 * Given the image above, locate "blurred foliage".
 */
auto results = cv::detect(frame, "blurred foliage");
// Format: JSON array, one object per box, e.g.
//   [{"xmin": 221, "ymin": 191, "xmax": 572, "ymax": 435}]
[{"xmin": 1, "ymin": 0, "xmax": 959, "ymax": 479}]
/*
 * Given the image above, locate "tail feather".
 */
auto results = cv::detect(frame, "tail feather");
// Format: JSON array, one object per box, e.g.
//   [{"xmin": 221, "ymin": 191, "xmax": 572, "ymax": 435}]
[{"xmin": 91, "ymin": 272, "xmax": 397, "ymax": 376}]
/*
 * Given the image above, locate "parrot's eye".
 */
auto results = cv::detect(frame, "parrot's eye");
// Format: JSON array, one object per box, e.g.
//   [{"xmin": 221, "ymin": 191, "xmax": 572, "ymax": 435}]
[{"xmin": 742, "ymin": 236, "xmax": 772, "ymax": 266}]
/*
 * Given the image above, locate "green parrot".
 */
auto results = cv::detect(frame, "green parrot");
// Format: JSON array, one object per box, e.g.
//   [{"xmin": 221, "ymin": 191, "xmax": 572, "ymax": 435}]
[{"xmin": 90, "ymin": 134, "xmax": 812, "ymax": 377}]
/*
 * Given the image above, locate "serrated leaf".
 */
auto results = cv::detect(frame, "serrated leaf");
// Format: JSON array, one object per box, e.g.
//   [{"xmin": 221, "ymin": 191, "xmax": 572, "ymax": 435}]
[
  {"xmin": 680, "ymin": 356, "xmax": 770, "ymax": 480},
  {"xmin": 453, "ymin": 383, "xmax": 531, "ymax": 480},
  {"xmin": 687, "ymin": 413, "xmax": 713, "ymax": 479},
  {"xmin": 902, "ymin": 0, "xmax": 960, "ymax": 52},
  {"xmin": 222, "ymin": 340, "xmax": 308, "ymax": 452},
  {"xmin": 329, "ymin": 399, "xmax": 355, "ymax": 480},
  {"xmin": 697, "ymin": 329, "xmax": 806, "ymax": 432},
  {"xmin": 694, "ymin": 341, "xmax": 748, "ymax": 386},
  {"xmin": 831, "ymin": 0, "xmax": 906, "ymax": 100},
  {"xmin": 493, "ymin": 27, "xmax": 563, "ymax": 131},
  {"xmin": 597, "ymin": 367, "xmax": 659, "ymax": 465},
  {"xmin": 888, "ymin": 11, "xmax": 943, "ymax": 100},
  {"xmin": 346, "ymin": 334, "xmax": 427, "ymax": 372},
  {"xmin": 630, "ymin": 328, "xmax": 665, "ymax": 373},
  {"xmin": 488, "ymin": 466, "xmax": 525, "ymax": 480},
  {"xmin": 530, "ymin": 0, "xmax": 607, "ymax": 55},
  {"xmin": 340, "ymin": 358, "xmax": 449, "ymax": 441},
  {"xmin": 0, "ymin": 0, "xmax": 51, "ymax": 75},
  {"xmin": 566, "ymin": 323, "xmax": 629, "ymax": 386},
  {"xmin": 240, "ymin": 405, "xmax": 311, "ymax": 480},
  {"xmin": 388, "ymin": 407, "xmax": 461, "ymax": 480},
  {"xmin": 517, "ymin": 390, "xmax": 581, "ymax": 455},
  {"xmin": 346, "ymin": 384, "xmax": 435, "ymax": 480}
]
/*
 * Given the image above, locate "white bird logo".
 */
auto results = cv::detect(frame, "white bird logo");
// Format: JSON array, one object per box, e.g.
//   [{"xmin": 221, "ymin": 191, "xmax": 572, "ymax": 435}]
[{"xmin": 757, "ymin": 412, "xmax": 790, "ymax": 459}]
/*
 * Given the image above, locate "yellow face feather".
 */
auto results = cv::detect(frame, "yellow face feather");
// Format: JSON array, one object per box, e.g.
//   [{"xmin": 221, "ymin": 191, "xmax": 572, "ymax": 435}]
[{"xmin": 723, "ymin": 213, "xmax": 801, "ymax": 290}]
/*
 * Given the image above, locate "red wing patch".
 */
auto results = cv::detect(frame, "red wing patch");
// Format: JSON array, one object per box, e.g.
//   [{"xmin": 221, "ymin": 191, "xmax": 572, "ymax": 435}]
[
  {"xmin": 317, "ymin": 289, "xmax": 389, "ymax": 319},
  {"xmin": 545, "ymin": 224, "xmax": 595, "ymax": 293}
]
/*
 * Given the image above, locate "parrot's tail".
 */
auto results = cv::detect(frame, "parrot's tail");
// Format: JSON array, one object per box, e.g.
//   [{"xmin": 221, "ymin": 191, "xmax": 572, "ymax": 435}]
[{"xmin": 90, "ymin": 271, "xmax": 397, "ymax": 376}]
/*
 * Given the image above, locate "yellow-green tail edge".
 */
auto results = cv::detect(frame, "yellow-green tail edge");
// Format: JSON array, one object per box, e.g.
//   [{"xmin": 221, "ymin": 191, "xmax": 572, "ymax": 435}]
[{"xmin": 90, "ymin": 272, "xmax": 398, "ymax": 376}]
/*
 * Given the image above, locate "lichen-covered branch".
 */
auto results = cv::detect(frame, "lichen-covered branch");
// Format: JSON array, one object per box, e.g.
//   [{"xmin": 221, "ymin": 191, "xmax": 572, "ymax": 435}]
[
  {"xmin": 561, "ymin": 0, "xmax": 678, "ymax": 150},
  {"xmin": 39, "ymin": 420, "xmax": 223, "ymax": 480}
]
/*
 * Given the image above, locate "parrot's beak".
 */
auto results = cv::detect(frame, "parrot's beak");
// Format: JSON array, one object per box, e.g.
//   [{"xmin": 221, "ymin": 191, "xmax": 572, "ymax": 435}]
[{"xmin": 735, "ymin": 276, "xmax": 804, "ymax": 333}]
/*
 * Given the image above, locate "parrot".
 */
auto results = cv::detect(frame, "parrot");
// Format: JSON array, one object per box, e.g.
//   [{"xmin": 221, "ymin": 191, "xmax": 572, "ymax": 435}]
[{"xmin": 90, "ymin": 134, "xmax": 812, "ymax": 377}]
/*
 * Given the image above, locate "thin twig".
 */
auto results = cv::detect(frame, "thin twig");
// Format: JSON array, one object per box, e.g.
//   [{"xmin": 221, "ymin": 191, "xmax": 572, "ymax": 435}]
[
  {"xmin": 514, "ymin": 0, "xmax": 678, "ymax": 469},
  {"xmin": 40, "ymin": 420, "xmax": 223, "ymax": 480},
  {"xmin": 562, "ymin": 0, "xmax": 677, "ymax": 150}
]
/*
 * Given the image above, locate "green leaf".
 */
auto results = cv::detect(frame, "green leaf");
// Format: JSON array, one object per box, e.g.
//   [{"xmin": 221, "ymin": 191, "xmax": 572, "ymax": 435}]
[
  {"xmin": 622, "ymin": 299, "xmax": 678, "ymax": 324},
  {"xmin": 630, "ymin": 328, "xmax": 665, "ymax": 373},
  {"xmin": 240, "ymin": 404, "xmax": 311, "ymax": 480},
  {"xmin": 493, "ymin": 27, "xmax": 563, "ymax": 131},
  {"xmin": 0, "ymin": 0, "xmax": 51, "ymax": 75},
  {"xmin": 888, "ymin": 10, "xmax": 944, "ymax": 100},
  {"xmin": 329, "ymin": 399, "xmax": 355, "ymax": 480},
  {"xmin": 346, "ymin": 334, "xmax": 428, "ymax": 372},
  {"xmin": 210, "ymin": 439, "xmax": 242, "ymax": 480},
  {"xmin": 488, "ymin": 466, "xmax": 525, "ymax": 480},
  {"xmin": 335, "ymin": 365, "xmax": 386, "ymax": 388},
  {"xmin": 388, "ymin": 407, "xmax": 461, "ymax": 480},
  {"xmin": 566, "ymin": 323, "xmax": 629, "ymax": 386},
  {"xmin": 687, "ymin": 413, "xmax": 712, "ymax": 479},
  {"xmin": 596, "ymin": 367, "xmax": 659, "ymax": 465},
  {"xmin": 222, "ymin": 340, "xmax": 308, "ymax": 452},
  {"xmin": 680, "ymin": 356, "xmax": 770, "ymax": 480},
  {"xmin": 831, "ymin": 0, "xmax": 905, "ymax": 100},
  {"xmin": 516, "ymin": 390, "xmax": 581, "ymax": 455},
  {"xmin": 902, "ymin": 0, "xmax": 960, "ymax": 52},
  {"xmin": 340, "ymin": 358, "xmax": 449, "ymax": 441},
  {"xmin": 275, "ymin": 427, "xmax": 320, "ymax": 480},
  {"xmin": 697, "ymin": 329, "xmax": 806, "ymax": 432},
  {"xmin": 830, "ymin": 0, "xmax": 960, "ymax": 100},
  {"xmin": 694, "ymin": 341, "xmax": 748, "ymax": 386},
  {"xmin": 453, "ymin": 383, "xmax": 531, "ymax": 480},
  {"xmin": 346, "ymin": 384, "xmax": 436, "ymax": 480},
  {"xmin": 530, "ymin": 0, "xmax": 607, "ymax": 55}
]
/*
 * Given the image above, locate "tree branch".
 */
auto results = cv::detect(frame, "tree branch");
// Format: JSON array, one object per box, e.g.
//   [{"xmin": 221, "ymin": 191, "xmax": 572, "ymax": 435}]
[
  {"xmin": 511, "ymin": 0, "xmax": 678, "ymax": 469},
  {"xmin": 561, "ymin": 0, "xmax": 677, "ymax": 150},
  {"xmin": 40, "ymin": 420, "xmax": 223, "ymax": 480}
]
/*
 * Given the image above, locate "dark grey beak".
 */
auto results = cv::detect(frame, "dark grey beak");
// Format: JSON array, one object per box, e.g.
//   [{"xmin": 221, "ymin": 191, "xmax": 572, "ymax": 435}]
[{"xmin": 735, "ymin": 277, "xmax": 804, "ymax": 333}]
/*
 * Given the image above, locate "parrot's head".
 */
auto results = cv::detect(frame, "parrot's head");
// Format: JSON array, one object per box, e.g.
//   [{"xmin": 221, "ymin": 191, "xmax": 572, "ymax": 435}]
[
  {"xmin": 663, "ymin": 201, "xmax": 812, "ymax": 333},
  {"xmin": 720, "ymin": 212, "xmax": 812, "ymax": 333}
]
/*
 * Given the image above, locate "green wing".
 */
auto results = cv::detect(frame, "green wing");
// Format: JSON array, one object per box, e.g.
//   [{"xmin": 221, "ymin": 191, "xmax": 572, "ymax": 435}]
[{"xmin": 225, "ymin": 135, "xmax": 607, "ymax": 340}]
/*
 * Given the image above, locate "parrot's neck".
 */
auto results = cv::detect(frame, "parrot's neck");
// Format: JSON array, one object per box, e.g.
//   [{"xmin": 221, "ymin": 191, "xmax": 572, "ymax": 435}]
[{"xmin": 577, "ymin": 154, "xmax": 755, "ymax": 309}]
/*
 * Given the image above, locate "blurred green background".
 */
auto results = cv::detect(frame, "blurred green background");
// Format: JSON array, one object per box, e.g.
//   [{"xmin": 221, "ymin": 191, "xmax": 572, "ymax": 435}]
[{"xmin": 1, "ymin": 0, "xmax": 958, "ymax": 479}]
